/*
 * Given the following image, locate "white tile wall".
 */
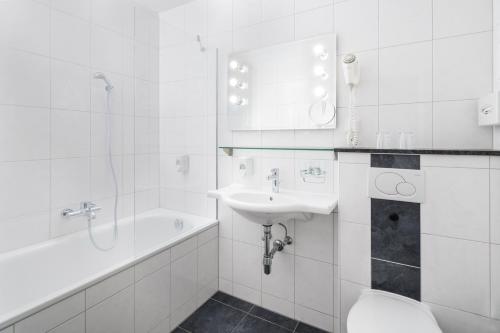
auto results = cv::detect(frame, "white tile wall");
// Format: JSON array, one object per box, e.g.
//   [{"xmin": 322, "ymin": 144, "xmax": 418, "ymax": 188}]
[
  {"xmin": 338, "ymin": 153, "xmax": 500, "ymax": 333},
  {"xmin": 6, "ymin": 226, "xmax": 218, "ymax": 333},
  {"xmin": 0, "ymin": 0, "xmax": 160, "ymax": 254}
]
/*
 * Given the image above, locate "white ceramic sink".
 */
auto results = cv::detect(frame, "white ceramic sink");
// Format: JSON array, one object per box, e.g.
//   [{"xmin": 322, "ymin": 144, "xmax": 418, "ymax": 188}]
[{"xmin": 208, "ymin": 185, "xmax": 337, "ymax": 225}]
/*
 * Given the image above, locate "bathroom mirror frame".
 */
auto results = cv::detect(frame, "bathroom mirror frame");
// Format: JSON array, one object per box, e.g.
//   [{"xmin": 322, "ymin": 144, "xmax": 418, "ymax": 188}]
[{"xmin": 226, "ymin": 33, "xmax": 337, "ymax": 131}]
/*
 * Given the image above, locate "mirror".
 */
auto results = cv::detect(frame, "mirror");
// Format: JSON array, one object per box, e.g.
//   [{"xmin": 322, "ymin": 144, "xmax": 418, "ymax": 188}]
[{"xmin": 227, "ymin": 34, "xmax": 336, "ymax": 131}]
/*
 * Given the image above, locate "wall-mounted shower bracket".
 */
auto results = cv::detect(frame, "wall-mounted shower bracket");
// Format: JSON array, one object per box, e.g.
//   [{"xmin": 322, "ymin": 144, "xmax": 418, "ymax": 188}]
[{"xmin": 262, "ymin": 223, "xmax": 293, "ymax": 275}]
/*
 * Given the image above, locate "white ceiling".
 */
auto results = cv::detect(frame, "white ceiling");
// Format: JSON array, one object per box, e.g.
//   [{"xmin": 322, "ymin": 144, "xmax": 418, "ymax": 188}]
[{"xmin": 134, "ymin": 0, "xmax": 194, "ymax": 12}]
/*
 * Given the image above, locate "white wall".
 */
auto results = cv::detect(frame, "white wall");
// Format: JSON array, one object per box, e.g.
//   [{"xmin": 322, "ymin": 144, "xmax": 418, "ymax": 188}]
[
  {"xmin": 0, "ymin": 0, "xmax": 160, "ymax": 254},
  {"xmin": 213, "ymin": 0, "xmax": 493, "ymax": 150},
  {"xmin": 158, "ymin": 4, "xmax": 217, "ymax": 218},
  {"xmin": 338, "ymin": 153, "xmax": 500, "ymax": 333},
  {"xmin": 2, "ymin": 225, "xmax": 218, "ymax": 333}
]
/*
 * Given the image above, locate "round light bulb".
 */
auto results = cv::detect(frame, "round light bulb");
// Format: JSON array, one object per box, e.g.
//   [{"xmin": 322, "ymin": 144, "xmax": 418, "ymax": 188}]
[
  {"xmin": 313, "ymin": 44, "xmax": 328, "ymax": 60},
  {"xmin": 229, "ymin": 95, "xmax": 240, "ymax": 105},
  {"xmin": 314, "ymin": 86, "xmax": 328, "ymax": 99},
  {"xmin": 229, "ymin": 78, "xmax": 239, "ymax": 87},
  {"xmin": 239, "ymin": 65, "xmax": 249, "ymax": 73},
  {"xmin": 229, "ymin": 60, "xmax": 239, "ymax": 70},
  {"xmin": 313, "ymin": 65, "xmax": 328, "ymax": 79}
]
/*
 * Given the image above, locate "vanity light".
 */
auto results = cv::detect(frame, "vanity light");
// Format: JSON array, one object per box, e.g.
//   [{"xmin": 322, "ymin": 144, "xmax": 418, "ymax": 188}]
[
  {"xmin": 314, "ymin": 86, "xmax": 328, "ymax": 99},
  {"xmin": 229, "ymin": 95, "xmax": 248, "ymax": 106},
  {"xmin": 313, "ymin": 65, "xmax": 328, "ymax": 80},
  {"xmin": 229, "ymin": 78, "xmax": 248, "ymax": 90},
  {"xmin": 313, "ymin": 44, "xmax": 328, "ymax": 60},
  {"xmin": 229, "ymin": 60, "xmax": 248, "ymax": 73}
]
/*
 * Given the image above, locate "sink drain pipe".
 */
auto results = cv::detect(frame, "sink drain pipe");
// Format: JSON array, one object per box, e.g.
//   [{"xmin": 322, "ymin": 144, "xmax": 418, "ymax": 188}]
[{"xmin": 262, "ymin": 223, "xmax": 293, "ymax": 275}]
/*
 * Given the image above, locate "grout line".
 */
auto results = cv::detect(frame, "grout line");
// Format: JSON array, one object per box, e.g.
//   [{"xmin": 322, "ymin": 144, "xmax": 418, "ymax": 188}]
[
  {"xmin": 230, "ymin": 313, "xmax": 249, "ymax": 333},
  {"xmin": 292, "ymin": 320, "xmax": 300, "ymax": 333},
  {"xmin": 371, "ymin": 257, "xmax": 420, "ymax": 270}
]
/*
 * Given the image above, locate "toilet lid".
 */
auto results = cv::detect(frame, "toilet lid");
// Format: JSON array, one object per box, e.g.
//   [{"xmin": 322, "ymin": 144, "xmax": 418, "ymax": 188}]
[{"xmin": 347, "ymin": 289, "xmax": 442, "ymax": 333}]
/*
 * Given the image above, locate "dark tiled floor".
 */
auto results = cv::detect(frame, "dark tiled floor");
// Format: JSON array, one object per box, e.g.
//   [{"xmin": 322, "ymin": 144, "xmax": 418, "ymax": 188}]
[{"xmin": 176, "ymin": 292, "xmax": 329, "ymax": 333}]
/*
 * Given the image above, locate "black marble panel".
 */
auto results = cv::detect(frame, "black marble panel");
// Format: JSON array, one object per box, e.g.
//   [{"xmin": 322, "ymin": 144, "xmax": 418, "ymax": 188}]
[
  {"xmin": 335, "ymin": 147, "xmax": 500, "ymax": 156},
  {"xmin": 371, "ymin": 154, "xmax": 420, "ymax": 169},
  {"xmin": 233, "ymin": 315, "xmax": 291, "ymax": 333},
  {"xmin": 371, "ymin": 198, "xmax": 420, "ymax": 267},
  {"xmin": 249, "ymin": 306, "xmax": 298, "ymax": 330},
  {"xmin": 295, "ymin": 322, "xmax": 330, "ymax": 333},
  {"xmin": 211, "ymin": 291, "xmax": 254, "ymax": 312},
  {"xmin": 179, "ymin": 299, "xmax": 246, "ymax": 333},
  {"xmin": 372, "ymin": 259, "xmax": 421, "ymax": 301}
]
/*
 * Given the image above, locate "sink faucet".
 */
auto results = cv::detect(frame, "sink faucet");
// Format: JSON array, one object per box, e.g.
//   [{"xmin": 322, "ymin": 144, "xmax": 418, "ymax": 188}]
[{"xmin": 267, "ymin": 168, "xmax": 280, "ymax": 193}]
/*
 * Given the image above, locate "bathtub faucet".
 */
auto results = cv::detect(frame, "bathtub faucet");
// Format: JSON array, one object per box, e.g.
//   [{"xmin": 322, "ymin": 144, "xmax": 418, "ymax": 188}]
[{"xmin": 62, "ymin": 201, "xmax": 101, "ymax": 220}]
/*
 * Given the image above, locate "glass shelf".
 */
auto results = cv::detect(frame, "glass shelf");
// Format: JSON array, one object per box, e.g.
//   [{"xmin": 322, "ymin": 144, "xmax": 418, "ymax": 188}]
[{"xmin": 218, "ymin": 146, "xmax": 335, "ymax": 156}]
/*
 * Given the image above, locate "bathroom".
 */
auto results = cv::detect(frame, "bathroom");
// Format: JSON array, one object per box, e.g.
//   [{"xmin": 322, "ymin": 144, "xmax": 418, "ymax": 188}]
[{"xmin": 0, "ymin": 0, "xmax": 499, "ymax": 332}]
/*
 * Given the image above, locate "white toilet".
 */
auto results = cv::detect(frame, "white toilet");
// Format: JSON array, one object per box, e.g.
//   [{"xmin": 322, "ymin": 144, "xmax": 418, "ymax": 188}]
[{"xmin": 347, "ymin": 289, "xmax": 442, "ymax": 333}]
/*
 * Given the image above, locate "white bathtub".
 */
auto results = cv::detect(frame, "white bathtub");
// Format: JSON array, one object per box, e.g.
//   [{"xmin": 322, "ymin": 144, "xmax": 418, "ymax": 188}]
[{"xmin": 0, "ymin": 208, "xmax": 218, "ymax": 330}]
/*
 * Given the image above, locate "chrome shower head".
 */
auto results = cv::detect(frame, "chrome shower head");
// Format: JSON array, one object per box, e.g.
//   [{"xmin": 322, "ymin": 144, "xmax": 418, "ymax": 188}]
[{"xmin": 93, "ymin": 72, "xmax": 114, "ymax": 91}]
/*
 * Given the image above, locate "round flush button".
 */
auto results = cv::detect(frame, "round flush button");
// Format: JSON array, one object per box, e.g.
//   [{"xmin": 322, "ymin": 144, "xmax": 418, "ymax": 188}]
[{"xmin": 396, "ymin": 182, "xmax": 416, "ymax": 196}]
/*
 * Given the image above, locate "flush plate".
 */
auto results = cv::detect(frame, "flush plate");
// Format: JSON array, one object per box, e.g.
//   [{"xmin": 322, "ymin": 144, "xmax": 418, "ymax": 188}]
[{"xmin": 368, "ymin": 168, "xmax": 425, "ymax": 203}]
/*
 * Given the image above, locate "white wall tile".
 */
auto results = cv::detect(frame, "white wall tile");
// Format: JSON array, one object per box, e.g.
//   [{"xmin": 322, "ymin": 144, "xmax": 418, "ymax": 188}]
[
  {"xmin": 379, "ymin": 103, "xmax": 433, "ymax": 148},
  {"xmin": 219, "ymin": 237, "xmax": 233, "ymax": 280},
  {"xmin": 51, "ymin": 11, "xmax": 90, "ymax": 66},
  {"xmin": 433, "ymin": 32, "xmax": 492, "ymax": 101},
  {"xmin": 135, "ymin": 266, "xmax": 171, "ymax": 333},
  {"xmin": 233, "ymin": 241, "xmax": 262, "ymax": 290},
  {"xmin": 52, "ymin": 110, "xmax": 90, "ymax": 159},
  {"xmin": 295, "ymin": 0, "xmax": 333, "ymax": 13},
  {"xmin": 433, "ymin": 0, "xmax": 493, "ymax": 38},
  {"xmin": 295, "ymin": 256, "xmax": 334, "ymax": 315},
  {"xmin": 0, "ymin": 49, "xmax": 50, "ymax": 107},
  {"xmin": 52, "ymin": 0, "xmax": 90, "ymax": 20},
  {"xmin": 433, "ymin": 100, "xmax": 493, "ymax": 149},
  {"xmin": 51, "ymin": 158, "xmax": 90, "ymax": 208},
  {"xmin": 429, "ymin": 303, "xmax": 500, "ymax": 333},
  {"xmin": 198, "ymin": 238, "xmax": 219, "ymax": 287},
  {"xmin": 295, "ymin": 214, "xmax": 334, "ymax": 263},
  {"xmin": 263, "ymin": 0, "xmax": 293, "ymax": 21},
  {"xmin": 0, "ymin": 213, "xmax": 50, "ymax": 253},
  {"xmin": 334, "ymin": 0, "xmax": 378, "ymax": 53},
  {"xmin": 47, "ymin": 314, "xmax": 84, "ymax": 333},
  {"xmin": 379, "ymin": 42, "xmax": 432, "ymax": 104},
  {"xmin": 379, "ymin": 0, "xmax": 432, "ymax": 47},
  {"xmin": 0, "ymin": 106, "xmax": 49, "ymax": 162},
  {"xmin": 52, "ymin": 61, "xmax": 91, "ymax": 112},
  {"xmin": 338, "ymin": 162, "xmax": 370, "ymax": 224},
  {"xmin": 86, "ymin": 287, "xmax": 134, "ymax": 333},
  {"xmin": 261, "ymin": 293, "xmax": 294, "ymax": 318},
  {"xmin": 0, "ymin": 0, "xmax": 50, "ymax": 56},
  {"xmin": 421, "ymin": 167, "xmax": 489, "ymax": 242},
  {"xmin": 0, "ymin": 160, "xmax": 50, "ymax": 219},
  {"xmin": 340, "ymin": 221, "xmax": 371, "ymax": 286},
  {"xmin": 492, "ymin": 169, "xmax": 500, "ymax": 244},
  {"xmin": 171, "ymin": 250, "xmax": 197, "ymax": 309},
  {"xmin": 233, "ymin": 0, "xmax": 262, "ymax": 29},
  {"xmin": 86, "ymin": 268, "xmax": 134, "ymax": 308},
  {"xmin": 171, "ymin": 236, "xmax": 197, "ymax": 261},
  {"xmin": 294, "ymin": 304, "xmax": 334, "ymax": 332},
  {"xmin": 295, "ymin": 5, "xmax": 334, "ymax": 40},
  {"xmin": 422, "ymin": 235, "xmax": 490, "ymax": 316},
  {"xmin": 15, "ymin": 293, "xmax": 85, "ymax": 333},
  {"xmin": 492, "ymin": 244, "xmax": 500, "ymax": 319}
]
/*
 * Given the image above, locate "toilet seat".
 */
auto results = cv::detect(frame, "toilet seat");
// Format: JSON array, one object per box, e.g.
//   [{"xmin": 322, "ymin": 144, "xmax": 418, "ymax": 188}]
[{"xmin": 347, "ymin": 289, "xmax": 442, "ymax": 333}]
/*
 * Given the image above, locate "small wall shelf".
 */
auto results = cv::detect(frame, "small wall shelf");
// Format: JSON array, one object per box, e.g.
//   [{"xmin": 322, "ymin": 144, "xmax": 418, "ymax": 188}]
[{"xmin": 219, "ymin": 146, "xmax": 335, "ymax": 156}]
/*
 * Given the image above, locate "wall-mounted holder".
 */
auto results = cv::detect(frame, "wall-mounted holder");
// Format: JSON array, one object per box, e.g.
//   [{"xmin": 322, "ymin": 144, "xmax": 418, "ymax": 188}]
[
  {"xmin": 238, "ymin": 157, "xmax": 254, "ymax": 177},
  {"xmin": 176, "ymin": 155, "xmax": 189, "ymax": 173},
  {"xmin": 300, "ymin": 166, "xmax": 326, "ymax": 184},
  {"xmin": 478, "ymin": 91, "xmax": 500, "ymax": 126}
]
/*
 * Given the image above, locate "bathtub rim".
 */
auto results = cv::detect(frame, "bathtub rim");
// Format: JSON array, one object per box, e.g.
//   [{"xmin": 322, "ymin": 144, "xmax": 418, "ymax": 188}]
[{"xmin": 0, "ymin": 209, "xmax": 218, "ymax": 330}]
